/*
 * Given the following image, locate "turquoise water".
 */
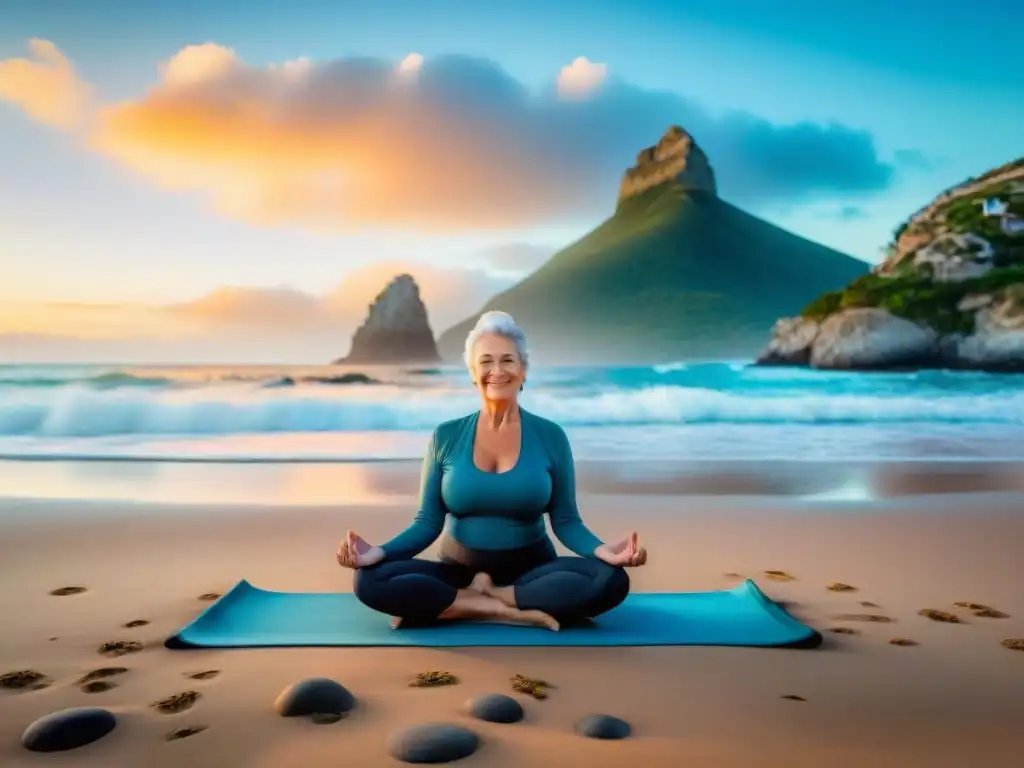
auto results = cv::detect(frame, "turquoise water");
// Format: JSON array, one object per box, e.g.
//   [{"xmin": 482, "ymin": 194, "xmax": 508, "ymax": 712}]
[{"xmin": 0, "ymin": 361, "xmax": 1023, "ymax": 462}]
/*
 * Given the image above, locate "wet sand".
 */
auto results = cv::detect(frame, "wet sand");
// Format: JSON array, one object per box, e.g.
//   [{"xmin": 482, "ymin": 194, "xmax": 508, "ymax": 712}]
[
  {"xmin": 4, "ymin": 457, "xmax": 1024, "ymax": 507},
  {"xmin": 1, "ymin": 485, "xmax": 1023, "ymax": 767}
]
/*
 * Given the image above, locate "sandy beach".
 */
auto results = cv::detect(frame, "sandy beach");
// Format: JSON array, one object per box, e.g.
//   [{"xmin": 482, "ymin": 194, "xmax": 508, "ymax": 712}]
[{"xmin": 1, "ymin": 470, "xmax": 1023, "ymax": 767}]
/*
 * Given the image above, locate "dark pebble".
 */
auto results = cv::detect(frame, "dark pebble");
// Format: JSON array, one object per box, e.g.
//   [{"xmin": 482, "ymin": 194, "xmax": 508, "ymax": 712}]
[
  {"xmin": 274, "ymin": 677, "xmax": 356, "ymax": 717},
  {"xmin": 22, "ymin": 707, "xmax": 117, "ymax": 753},
  {"xmin": 465, "ymin": 693, "xmax": 523, "ymax": 724},
  {"xmin": 575, "ymin": 714, "xmax": 631, "ymax": 740},
  {"xmin": 387, "ymin": 723, "xmax": 479, "ymax": 764}
]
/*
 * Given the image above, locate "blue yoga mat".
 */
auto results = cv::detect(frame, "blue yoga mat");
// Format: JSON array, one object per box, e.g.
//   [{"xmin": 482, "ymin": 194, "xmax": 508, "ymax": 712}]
[{"xmin": 165, "ymin": 579, "xmax": 821, "ymax": 649}]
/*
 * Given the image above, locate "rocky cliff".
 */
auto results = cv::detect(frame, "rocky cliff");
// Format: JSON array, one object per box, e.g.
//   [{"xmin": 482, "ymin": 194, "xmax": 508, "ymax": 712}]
[
  {"xmin": 617, "ymin": 125, "xmax": 717, "ymax": 205},
  {"xmin": 334, "ymin": 274, "xmax": 440, "ymax": 364},
  {"xmin": 757, "ymin": 156, "xmax": 1024, "ymax": 372}
]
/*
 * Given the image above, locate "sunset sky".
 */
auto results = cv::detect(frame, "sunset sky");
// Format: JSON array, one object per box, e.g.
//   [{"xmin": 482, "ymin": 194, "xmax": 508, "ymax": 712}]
[{"xmin": 2, "ymin": 0, "xmax": 1022, "ymax": 362}]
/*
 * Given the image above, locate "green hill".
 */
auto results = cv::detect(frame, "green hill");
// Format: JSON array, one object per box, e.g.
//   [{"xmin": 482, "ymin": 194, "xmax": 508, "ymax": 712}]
[{"xmin": 437, "ymin": 182, "xmax": 869, "ymax": 364}]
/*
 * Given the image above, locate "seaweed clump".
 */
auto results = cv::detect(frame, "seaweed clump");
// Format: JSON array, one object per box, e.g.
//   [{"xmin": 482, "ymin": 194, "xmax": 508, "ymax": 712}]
[
  {"xmin": 409, "ymin": 670, "xmax": 458, "ymax": 687},
  {"xmin": 511, "ymin": 674, "xmax": 553, "ymax": 700}
]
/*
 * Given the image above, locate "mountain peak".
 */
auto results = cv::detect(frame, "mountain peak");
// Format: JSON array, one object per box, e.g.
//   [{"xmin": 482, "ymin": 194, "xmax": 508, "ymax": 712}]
[{"xmin": 617, "ymin": 125, "xmax": 717, "ymax": 205}]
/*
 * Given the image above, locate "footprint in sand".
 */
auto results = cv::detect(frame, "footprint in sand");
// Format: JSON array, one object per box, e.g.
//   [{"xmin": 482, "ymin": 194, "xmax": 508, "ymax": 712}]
[
  {"xmin": 97, "ymin": 640, "xmax": 144, "ymax": 657},
  {"xmin": 918, "ymin": 609, "xmax": 963, "ymax": 624},
  {"xmin": 954, "ymin": 602, "xmax": 1009, "ymax": 619},
  {"xmin": 780, "ymin": 694, "xmax": 806, "ymax": 701},
  {"xmin": 167, "ymin": 725, "xmax": 208, "ymax": 741},
  {"xmin": 1000, "ymin": 638, "xmax": 1023, "ymax": 652},
  {"xmin": 122, "ymin": 619, "xmax": 150, "ymax": 628},
  {"xmin": 828, "ymin": 627, "xmax": 859, "ymax": 635},
  {"xmin": 81, "ymin": 680, "xmax": 117, "ymax": 694},
  {"xmin": 80, "ymin": 669, "xmax": 122, "ymax": 693},
  {"xmin": 49, "ymin": 586, "xmax": 87, "ymax": 596},
  {"xmin": 764, "ymin": 571, "xmax": 795, "ymax": 582},
  {"xmin": 152, "ymin": 691, "xmax": 201, "ymax": 714},
  {"xmin": 186, "ymin": 670, "xmax": 220, "ymax": 681},
  {"xmin": 860, "ymin": 601, "xmax": 880, "ymax": 608},
  {"xmin": 972, "ymin": 607, "xmax": 1009, "ymax": 618},
  {"xmin": 889, "ymin": 638, "xmax": 918, "ymax": 647},
  {"xmin": 1, "ymin": 670, "xmax": 48, "ymax": 690},
  {"xmin": 197, "ymin": 593, "xmax": 222, "ymax": 601},
  {"xmin": 78, "ymin": 667, "xmax": 128, "ymax": 685},
  {"xmin": 832, "ymin": 613, "xmax": 894, "ymax": 623},
  {"xmin": 827, "ymin": 582, "xmax": 857, "ymax": 592}
]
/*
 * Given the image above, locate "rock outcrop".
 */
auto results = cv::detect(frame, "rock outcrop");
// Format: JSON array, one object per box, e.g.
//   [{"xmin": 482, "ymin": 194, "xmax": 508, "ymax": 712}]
[
  {"xmin": 758, "ymin": 289, "xmax": 1024, "ymax": 372},
  {"xmin": 951, "ymin": 289, "xmax": 1024, "ymax": 370},
  {"xmin": 335, "ymin": 275, "xmax": 440, "ymax": 364},
  {"xmin": 617, "ymin": 125, "xmax": 717, "ymax": 205},
  {"xmin": 757, "ymin": 155, "xmax": 1024, "ymax": 373},
  {"xmin": 759, "ymin": 309, "xmax": 940, "ymax": 370}
]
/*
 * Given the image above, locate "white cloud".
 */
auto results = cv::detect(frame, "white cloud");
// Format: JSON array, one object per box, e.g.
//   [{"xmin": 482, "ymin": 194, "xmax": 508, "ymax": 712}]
[{"xmin": 556, "ymin": 56, "xmax": 607, "ymax": 99}]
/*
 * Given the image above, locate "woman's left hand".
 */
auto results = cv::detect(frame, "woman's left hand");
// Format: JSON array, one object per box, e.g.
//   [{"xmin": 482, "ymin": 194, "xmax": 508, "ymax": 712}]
[{"xmin": 595, "ymin": 532, "xmax": 647, "ymax": 567}]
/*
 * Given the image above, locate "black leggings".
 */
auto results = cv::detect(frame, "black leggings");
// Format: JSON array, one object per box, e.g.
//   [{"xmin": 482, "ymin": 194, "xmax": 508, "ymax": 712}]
[{"xmin": 353, "ymin": 536, "xmax": 630, "ymax": 624}]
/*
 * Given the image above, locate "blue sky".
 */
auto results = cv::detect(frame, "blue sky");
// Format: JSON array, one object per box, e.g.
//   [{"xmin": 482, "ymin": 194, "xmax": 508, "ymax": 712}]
[{"xmin": 0, "ymin": 0, "xmax": 1021, "ymax": 360}]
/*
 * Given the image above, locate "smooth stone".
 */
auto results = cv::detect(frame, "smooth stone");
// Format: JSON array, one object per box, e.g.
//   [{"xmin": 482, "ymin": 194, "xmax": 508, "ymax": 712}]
[
  {"xmin": 575, "ymin": 713, "xmax": 631, "ymax": 740},
  {"xmin": 274, "ymin": 677, "xmax": 355, "ymax": 717},
  {"xmin": 387, "ymin": 723, "xmax": 480, "ymax": 763},
  {"xmin": 465, "ymin": 693, "xmax": 524, "ymax": 724},
  {"xmin": 22, "ymin": 707, "xmax": 117, "ymax": 752}
]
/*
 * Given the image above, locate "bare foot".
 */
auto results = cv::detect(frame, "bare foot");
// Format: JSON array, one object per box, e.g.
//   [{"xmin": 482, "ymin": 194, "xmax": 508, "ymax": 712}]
[
  {"xmin": 438, "ymin": 589, "xmax": 559, "ymax": 631},
  {"xmin": 469, "ymin": 572, "xmax": 494, "ymax": 595},
  {"xmin": 514, "ymin": 609, "xmax": 560, "ymax": 631},
  {"xmin": 469, "ymin": 572, "xmax": 518, "ymax": 608}
]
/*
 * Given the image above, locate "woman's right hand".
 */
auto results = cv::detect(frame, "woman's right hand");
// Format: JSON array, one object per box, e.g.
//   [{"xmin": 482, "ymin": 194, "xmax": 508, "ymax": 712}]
[{"xmin": 336, "ymin": 529, "xmax": 385, "ymax": 569}]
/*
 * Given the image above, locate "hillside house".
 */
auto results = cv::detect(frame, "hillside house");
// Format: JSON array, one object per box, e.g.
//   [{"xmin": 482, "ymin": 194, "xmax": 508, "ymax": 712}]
[{"xmin": 981, "ymin": 197, "xmax": 1023, "ymax": 235}]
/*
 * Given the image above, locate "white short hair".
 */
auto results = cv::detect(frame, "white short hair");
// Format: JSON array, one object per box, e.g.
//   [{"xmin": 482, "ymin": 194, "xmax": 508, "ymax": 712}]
[{"xmin": 463, "ymin": 311, "xmax": 530, "ymax": 370}]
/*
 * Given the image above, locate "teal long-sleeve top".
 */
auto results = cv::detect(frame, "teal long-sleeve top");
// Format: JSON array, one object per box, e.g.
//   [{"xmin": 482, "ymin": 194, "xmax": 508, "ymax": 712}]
[{"xmin": 379, "ymin": 409, "xmax": 605, "ymax": 560}]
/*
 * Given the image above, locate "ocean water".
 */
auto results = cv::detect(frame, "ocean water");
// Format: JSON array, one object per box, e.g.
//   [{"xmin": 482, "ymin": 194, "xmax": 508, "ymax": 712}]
[{"xmin": 1, "ymin": 361, "xmax": 1024, "ymax": 464}]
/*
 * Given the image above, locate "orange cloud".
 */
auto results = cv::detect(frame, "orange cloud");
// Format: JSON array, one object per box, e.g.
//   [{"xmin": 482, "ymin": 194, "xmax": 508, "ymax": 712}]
[
  {"xmin": 0, "ymin": 39, "xmax": 92, "ymax": 129},
  {"xmin": 1, "ymin": 39, "xmax": 901, "ymax": 231},
  {"xmin": 0, "ymin": 299, "xmax": 194, "ymax": 340},
  {"xmin": 86, "ymin": 43, "xmax": 596, "ymax": 231}
]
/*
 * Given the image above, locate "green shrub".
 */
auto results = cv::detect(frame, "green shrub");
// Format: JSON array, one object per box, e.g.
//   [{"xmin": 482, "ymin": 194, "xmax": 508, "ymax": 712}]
[
  {"xmin": 799, "ymin": 265, "xmax": 1024, "ymax": 334},
  {"xmin": 802, "ymin": 291, "xmax": 844, "ymax": 319}
]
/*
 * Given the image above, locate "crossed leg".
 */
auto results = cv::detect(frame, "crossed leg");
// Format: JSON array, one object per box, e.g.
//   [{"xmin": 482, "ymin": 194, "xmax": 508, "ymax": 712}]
[
  {"xmin": 353, "ymin": 558, "xmax": 559, "ymax": 629},
  {"xmin": 471, "ymin": 556, "xmax": 630, "ymax": 624}
]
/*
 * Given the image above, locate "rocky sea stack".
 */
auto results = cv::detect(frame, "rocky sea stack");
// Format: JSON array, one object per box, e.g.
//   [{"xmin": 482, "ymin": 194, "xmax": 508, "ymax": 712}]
[
  {"xmin": 334, "ymin": 274, "xmax": 441, "ymax": 365},
  {"xmin": 437, "ymin": 125, "xmax": 866, "ymax": 364},
  {"xmin": 757, "ymin": 157, "xmax": 1024, "ymax": 372}
]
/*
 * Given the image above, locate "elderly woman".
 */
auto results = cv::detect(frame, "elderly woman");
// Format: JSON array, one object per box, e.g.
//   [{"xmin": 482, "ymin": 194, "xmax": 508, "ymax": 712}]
[{"xmin": 336, "ymin": 311, "xmax": 647, "ymax": 631}]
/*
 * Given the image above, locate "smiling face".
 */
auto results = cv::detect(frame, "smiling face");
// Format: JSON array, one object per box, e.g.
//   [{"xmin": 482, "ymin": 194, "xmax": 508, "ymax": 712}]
[{"xmin": 471, "ymin": 333, "xmax": 526, "ymax": 402}]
